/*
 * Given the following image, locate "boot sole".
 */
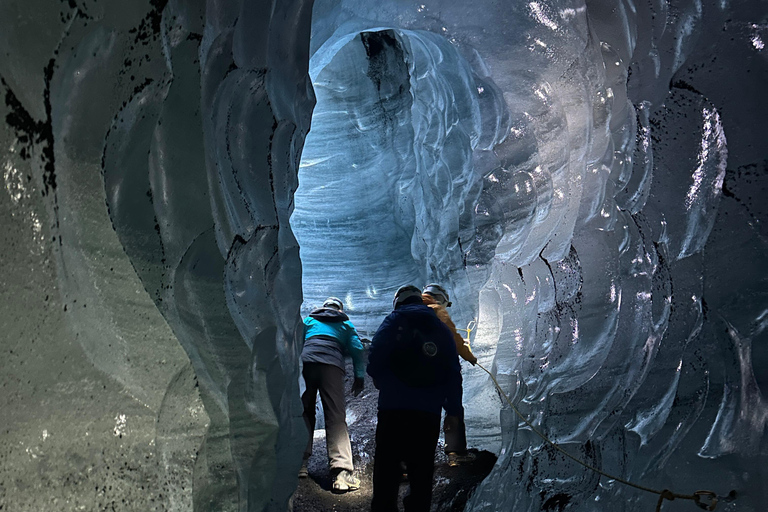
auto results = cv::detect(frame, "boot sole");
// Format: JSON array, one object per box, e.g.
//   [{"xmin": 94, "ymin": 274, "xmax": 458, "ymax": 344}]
[
  {"xmin": 332, "ymin": 480, "xmax": 360, "ymax": 493},
  {"xmin": 332, "ymin": 485, "xmax": 359, "ymax": 493}
]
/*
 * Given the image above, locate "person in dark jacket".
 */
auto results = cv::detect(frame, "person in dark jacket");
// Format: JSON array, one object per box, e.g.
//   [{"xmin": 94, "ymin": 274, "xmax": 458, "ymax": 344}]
[
  {"xmin": 300, "ymin": 297, "xmax": 365, "ymax": 492},
  {"xmin": 367, "ymin": 285, "xmax": 463, "ymax": 512}
]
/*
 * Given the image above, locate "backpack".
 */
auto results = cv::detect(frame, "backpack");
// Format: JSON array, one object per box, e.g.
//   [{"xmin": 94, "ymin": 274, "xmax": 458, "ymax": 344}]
[{"xmin": 388, "ymin": 316, "xmax": 453, "ymax": 388}]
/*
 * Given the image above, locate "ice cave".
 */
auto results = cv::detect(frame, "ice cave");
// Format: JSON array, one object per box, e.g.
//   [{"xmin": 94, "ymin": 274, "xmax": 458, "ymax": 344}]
[{"xmin": 1, "ymin": 0, "xmax": 767, "ymax": 510}]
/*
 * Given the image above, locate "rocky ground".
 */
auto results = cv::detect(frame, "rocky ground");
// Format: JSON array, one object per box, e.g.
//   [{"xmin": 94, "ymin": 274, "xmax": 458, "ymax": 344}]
[{"xmin": 292, "ymin": 359, "xmax": 497, "ymax": 512}]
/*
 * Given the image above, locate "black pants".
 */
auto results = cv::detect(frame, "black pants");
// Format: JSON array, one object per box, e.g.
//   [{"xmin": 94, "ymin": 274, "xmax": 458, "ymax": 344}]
[
  {"xmin": 443, "ymin": 367, "xmax": 467, "ymax": 454},
  {"xmin": 371, "ymin": 409, "xmax": 441, "ymax": 512},
  {"xmin": 443, "ymin": 410, "xmax": 468, "ymax": 454}
]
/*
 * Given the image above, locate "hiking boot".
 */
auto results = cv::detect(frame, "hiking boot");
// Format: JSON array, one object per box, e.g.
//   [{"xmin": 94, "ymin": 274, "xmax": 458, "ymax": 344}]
[
  {"xmin": 332, "ymin": 469, "xmax": 360, "ymax": 493},
  {"xmin": 447, "ymin": 451, "xmax": 477, "ymax": 467},
  {"xmin": 298, "ymin": 462, "xmax": 308, "ymax": 478}
]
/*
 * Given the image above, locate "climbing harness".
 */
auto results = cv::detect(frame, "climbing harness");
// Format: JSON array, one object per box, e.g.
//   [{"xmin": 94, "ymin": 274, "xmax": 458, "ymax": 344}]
[{"xmin": 465, "ymin": 321, "xmax": 734, "ymax": 511}]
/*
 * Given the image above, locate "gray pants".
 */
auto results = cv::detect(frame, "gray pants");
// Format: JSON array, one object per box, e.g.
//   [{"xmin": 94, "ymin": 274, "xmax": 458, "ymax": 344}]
[{"xmin": 301, "ymin": 362, "xmax": 353, "ymax": 472}]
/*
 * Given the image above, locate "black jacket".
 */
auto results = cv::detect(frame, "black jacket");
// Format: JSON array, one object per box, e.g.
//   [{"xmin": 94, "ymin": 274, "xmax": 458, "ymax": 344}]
[{"xmin": 367, "ymin": 303, "xmax": 462, "ymax": 416}]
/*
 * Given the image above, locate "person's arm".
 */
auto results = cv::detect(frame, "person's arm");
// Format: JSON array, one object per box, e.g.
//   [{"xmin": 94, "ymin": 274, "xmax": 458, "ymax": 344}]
[
  {"xmin": 344, "ymin": 322, "xmax": 366, "ymax": 380},
  {"xmin": 436, "ymin": 307, "xmax": 477, "ymax": 365},
  {"xmin": 441, "ymin": 326, "xmax": 464, "ymax": 416},
  {"xmin": 456, "ymin": 336, "xmax": 477, "ymax": 365},
  {"xmin": 366, "ymin": 314, "xmax": 395, "ymax": 389},
  {"xmin": 301, "ymin": 318, "xmax": 310, "ymax": 348}
]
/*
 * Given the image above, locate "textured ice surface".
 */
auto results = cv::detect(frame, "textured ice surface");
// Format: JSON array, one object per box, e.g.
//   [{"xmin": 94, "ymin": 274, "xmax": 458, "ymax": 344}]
[
  {"xmin": 298, "ymin": 1, "xmax": 766, "ymax": 510},
  {"xmin": 1, "ymin": 0, "xmax": 767, "ymax": 511}
]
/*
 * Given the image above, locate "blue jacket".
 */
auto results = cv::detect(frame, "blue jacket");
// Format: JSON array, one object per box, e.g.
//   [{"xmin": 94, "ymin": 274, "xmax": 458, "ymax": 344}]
[
  {"xmin": 367, "ymin": 303, "xmax": 462, "ymax": 416},
  {"xmin": 302, "ymin": 308, "xmax": 365, "ymax": 379}
]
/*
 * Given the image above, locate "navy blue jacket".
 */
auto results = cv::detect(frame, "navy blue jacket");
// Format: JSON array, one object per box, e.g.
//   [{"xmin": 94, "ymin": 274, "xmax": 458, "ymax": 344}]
[{"xmin": 367, "ymin": 303, "xmax": 463, "ymax": 416}]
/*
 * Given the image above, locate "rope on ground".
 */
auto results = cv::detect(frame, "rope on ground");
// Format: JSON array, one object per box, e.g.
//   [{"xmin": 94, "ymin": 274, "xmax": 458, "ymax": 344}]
[{"xmin": 473, "ymin": 358, "xmax": 727, "ymax": 511}]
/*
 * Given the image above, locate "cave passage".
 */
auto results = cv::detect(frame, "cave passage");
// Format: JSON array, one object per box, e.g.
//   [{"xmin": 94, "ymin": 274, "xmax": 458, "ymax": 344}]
[
  {"xmin": 293, "ymin": 30, "xmax": 422, "ymax": 337},
  {"xmin": 290, "ymin": 29, "xmax": 500, "ymax": 510},
  {"xmin": 2, "ymin": 1, "xmax": 767, "ymax": 511}
]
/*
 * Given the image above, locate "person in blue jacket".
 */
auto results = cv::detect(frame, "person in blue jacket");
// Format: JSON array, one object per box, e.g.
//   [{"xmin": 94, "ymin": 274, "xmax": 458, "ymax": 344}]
[
  {"xmin": 300, "ymin": 297, "xmax": 365, "ymax": 492},
  {"xmin": 367, "ymin": 285, "xmax": 463, "ymax": 512}
]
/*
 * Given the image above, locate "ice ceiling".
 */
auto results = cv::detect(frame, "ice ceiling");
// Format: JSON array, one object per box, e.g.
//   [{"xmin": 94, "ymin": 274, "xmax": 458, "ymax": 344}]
[{"xmin": 1, "ymin": 0, "xmax": 767, "ymax": 511}]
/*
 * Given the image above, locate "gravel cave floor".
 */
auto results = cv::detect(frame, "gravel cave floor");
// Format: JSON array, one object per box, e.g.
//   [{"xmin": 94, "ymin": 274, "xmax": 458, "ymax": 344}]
[{"xmin": 292, "ymin": 361, "xmax": 497, "ymax": 511}]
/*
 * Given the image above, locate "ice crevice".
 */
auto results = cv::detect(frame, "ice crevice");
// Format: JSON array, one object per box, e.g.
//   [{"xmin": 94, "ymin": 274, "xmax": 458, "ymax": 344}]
[{"xmin": 1, "ymin": 0, "xmax": 767, "ymax": 511}]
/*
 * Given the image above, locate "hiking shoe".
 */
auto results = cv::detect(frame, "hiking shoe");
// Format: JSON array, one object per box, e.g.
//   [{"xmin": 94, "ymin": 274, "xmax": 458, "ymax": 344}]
[
  {"xmin": 332, "ymin": 470, "xmax": 360, "ymax": 493},
  {"xmin": 448, "ymin": 451, "xmax": 477, "ymax": 467},
  {"xmin": 298, "ymin": 462, "xmax": 308, "ymax": 478}
]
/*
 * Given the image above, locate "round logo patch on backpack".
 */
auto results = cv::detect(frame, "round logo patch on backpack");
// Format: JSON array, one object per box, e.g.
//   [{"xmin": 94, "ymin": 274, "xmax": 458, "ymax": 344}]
[
  {"xmin": 422, "ymin": 341, "xmax": 438, "ymax": 357},
  {"xmin": 389, "ymin": 326, "xmax": 450, "ymax": 388}
]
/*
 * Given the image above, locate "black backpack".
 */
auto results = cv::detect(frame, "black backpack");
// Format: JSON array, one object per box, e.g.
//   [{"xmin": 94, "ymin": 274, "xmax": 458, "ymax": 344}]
[{"xmin": 388, "ymin": 317, "xmax": 453, "ymax": 388}]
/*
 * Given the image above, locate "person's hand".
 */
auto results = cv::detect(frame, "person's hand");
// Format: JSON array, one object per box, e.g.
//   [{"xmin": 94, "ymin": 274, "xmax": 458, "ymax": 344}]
[
  {"xmin": 464, "ymin": 342, "xmax": 478, "ymax": 366},
  {"xmin": 351, "ymin": 377, "xmax": 364, "ymax": 397}
]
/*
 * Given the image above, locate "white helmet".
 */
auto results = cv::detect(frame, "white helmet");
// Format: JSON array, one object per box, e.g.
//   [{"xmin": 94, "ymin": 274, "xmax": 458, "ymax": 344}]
[
  {"xmin": 322, "ymin": 297, "xmax": 344, "ymax": 311},
  {"xmin": 422, "ymin": 283, "xmax": 451, "ymax": 307},
  {"xmin": 393, "ymin": 285, "xmax": 423, "ymax": 309}
]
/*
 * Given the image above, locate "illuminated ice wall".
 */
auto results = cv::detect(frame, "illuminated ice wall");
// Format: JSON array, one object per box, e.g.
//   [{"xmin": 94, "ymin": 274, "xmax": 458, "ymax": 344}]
[{"xmin": 1, "ymin": 0, "xmax": 766, "ymax": 511}]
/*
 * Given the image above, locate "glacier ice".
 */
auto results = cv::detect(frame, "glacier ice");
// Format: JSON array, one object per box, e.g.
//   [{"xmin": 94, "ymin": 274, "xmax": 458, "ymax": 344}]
[{"xmin": 1, "ymin": 0, "xmax": 767, "ymax": 511}]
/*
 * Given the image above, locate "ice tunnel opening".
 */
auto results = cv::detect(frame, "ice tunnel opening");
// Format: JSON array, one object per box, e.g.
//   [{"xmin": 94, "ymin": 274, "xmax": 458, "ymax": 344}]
[
  {"xmin": 292, "ymin": 26, "xmax": 489, "ymax": 334},
  {"xmin": 292, "ymin": 29, "xmax": 423, "ymax": 335}
]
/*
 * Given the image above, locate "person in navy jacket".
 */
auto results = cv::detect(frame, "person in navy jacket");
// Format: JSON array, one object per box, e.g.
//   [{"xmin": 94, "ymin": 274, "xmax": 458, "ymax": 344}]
[{"xmin": 367, "ymin": 285, "xmax": 463, "ymax": 512}]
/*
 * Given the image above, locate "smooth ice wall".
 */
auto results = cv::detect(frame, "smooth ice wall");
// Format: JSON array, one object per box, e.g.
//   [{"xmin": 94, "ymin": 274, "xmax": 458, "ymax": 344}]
[
  {"xmin": 1, "ymin": 1, "xmax": 767, "ymax": 512},
  {"xmin": 1, "ymin": 0, "xmax": 314, "ymax": 510}
]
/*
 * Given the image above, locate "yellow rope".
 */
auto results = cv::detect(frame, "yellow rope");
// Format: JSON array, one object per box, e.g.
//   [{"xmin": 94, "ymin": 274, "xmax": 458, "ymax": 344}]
[
  {"xmin": 455, "ymin": 319, "xmax": 476, "ymax": 337},
  {"xmin": 474, "ymin": 359, "xmax": 724, "ymax": 511}
]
